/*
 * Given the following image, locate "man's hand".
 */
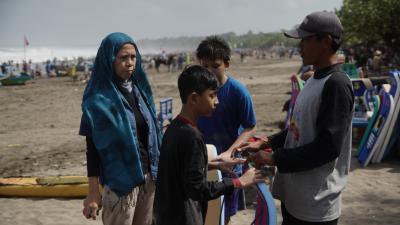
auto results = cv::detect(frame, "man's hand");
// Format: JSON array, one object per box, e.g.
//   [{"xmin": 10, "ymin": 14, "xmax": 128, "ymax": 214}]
[
  {"xmin": 247, "ymin": 151, "xmax": 276, "ymax": 168},
  {"xmin": 234, "ymin": 137, "xmax": 269, "ymax": 155},
  {"xmin": 83, "ymin": 191, "xmax": 102, "ymax": 220}
]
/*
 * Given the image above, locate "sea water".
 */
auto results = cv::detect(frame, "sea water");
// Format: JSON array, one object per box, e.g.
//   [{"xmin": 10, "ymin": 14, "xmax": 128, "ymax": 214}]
[
  {"xmin": 0, "ymin": 45, "xmax": 166, "ymax": 63},
  {"xmin": 0, "ymin": 46, "xmax": 98, "ymax": 63}
]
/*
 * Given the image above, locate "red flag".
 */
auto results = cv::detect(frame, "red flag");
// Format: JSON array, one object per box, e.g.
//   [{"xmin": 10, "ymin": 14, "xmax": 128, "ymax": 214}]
[{"xmin": 24, "ymin": 35, "xmax": 29, "ymax": 46}]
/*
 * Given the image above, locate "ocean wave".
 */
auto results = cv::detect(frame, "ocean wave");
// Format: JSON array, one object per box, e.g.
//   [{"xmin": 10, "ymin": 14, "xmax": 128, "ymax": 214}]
[{"xmin": 0, "ymin": 46, "xmax": 97, "ymax": 63}]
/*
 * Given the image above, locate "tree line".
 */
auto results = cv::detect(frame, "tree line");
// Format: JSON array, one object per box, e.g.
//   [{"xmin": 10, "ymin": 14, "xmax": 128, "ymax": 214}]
[{"xmin": 137, "ymin": 31, "xmax": 298, "ymax": 53}]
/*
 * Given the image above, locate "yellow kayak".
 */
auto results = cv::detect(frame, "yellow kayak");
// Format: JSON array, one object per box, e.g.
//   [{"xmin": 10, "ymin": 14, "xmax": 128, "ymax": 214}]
[{"xmin": 0, "ymin": 176, "xmax": 89, "ymax": 198}]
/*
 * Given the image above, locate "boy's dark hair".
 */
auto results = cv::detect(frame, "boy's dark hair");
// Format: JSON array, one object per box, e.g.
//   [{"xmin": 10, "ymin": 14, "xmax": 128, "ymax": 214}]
[
  {"xmin": 178, "ymin": 65, "xmax": 218, "ymax": 104},
  {"xmin": 196, "ymin": 36, "xmax": 231, "ymax": 63}
]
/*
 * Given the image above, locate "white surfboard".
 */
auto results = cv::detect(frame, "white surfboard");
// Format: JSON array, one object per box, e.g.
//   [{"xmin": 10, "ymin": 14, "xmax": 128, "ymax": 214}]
[
  {"xmin": 366, "ymin": 90, "xmax": 394, "ymax": 166},
  {"xmin": 205, "ymin": 144, "xmax": 225, "ymax": 225},
  {"xmin": 373, "ymin": 71, "xmax": 400, "ymax": 163},
  {"xmin": 358, "ymin": 89, "xmax": 394, "ymax": 167}
]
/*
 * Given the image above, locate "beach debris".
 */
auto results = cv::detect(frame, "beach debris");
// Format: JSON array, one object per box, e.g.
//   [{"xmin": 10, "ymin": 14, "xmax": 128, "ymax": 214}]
[{"xmin": 7, "ymin": 144, "xmax": 23, "ymax": 148}]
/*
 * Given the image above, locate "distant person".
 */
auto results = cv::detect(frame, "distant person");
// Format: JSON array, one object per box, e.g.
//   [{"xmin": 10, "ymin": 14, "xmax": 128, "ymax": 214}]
[
  {"xmin": 167, "ymin": 54, "xmax": 177, "ymax": 72},
  {"xmin": 196, "ymin": 36, "xmax": 257, "ymax": 224},
  {"xmin": 240, "ymin": 51, "xmax": 245, "ymax": 62},
  {"xmin": 372, "ymin": 50, "xmax": 382, "ymax": 72},
  {"xmin": 22, "ymin": 60, "xmax": 28, "ymax": 74},
  {"xmin": 1, "ymin": 62, "xmax": 6, "ymax": 74},
  {"xmin": 28, "ymin": 60, "xmax": 34, "ymax": 77},
  {"xmin": 45, "ymin": 60, "xmax": 52, "ymax": 77},
  {"xmin": 16, "ymin": 62, "xmax": 20, "ymax": 72},
  {"xmin": 177, "ymin": 53, "xmax": 184, "ymax": 70},
  {"xmin": 261, "ymin": 50, "xmax": 265, "ymax": 59},
  {"xmin": 237, "ymin": 11, "xmax": 354, "ymax": 225},
  {"xmin": 80, "ymin": 32, "xmax": 161, "ymax": 225},
  {"xmin": 153, "ymin": 65, "xmax": 264, "ymax": 225},
  {"xmin": 298, "ymin": 64, "xmax": 314, "ymax": 81},
  {"xmin": 34, "ymin": 63, "xmax": 42, "ymax": 77},
  {"xmin": 185, "ymin": 52, "xmax": 192, "ymax": 66},
  {"xmin": 289, "ymin": 48, "xmax": 294, "ymax": 58}
]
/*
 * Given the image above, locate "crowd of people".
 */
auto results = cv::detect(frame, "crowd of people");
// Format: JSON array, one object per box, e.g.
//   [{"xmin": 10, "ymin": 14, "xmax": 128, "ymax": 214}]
[
  {"xmin": 78, "ymin": 11, "xmax": 355, "ymax": 225},
  {"xmin": 342, "ymin": 45, "xmax": 400, "ymax": 77},
  {"xmin": 0, "ymin": 57, "xmax": 93, "ymax": 82}
]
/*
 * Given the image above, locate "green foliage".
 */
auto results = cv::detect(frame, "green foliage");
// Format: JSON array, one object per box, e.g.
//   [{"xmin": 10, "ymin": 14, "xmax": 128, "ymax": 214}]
[
  {"xmin": 337, "ymin": 0, "xmax": 400, "ymax": 52},
  {"xmin": 232, "ymin": 31, "xmax": 299, "ymax": 49}
]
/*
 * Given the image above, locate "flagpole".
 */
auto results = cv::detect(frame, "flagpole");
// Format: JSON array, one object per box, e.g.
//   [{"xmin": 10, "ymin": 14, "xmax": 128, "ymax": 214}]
[
  {"xmin": 23, "ymin": 35, "xmax": 28, "ymax": 62},
  {"xmin": 24, "ymin": 39, "xmax": 26, "ymax": 62}
]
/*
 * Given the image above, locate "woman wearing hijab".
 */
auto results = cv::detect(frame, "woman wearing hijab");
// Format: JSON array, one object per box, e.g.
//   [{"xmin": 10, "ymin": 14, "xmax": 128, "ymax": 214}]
[{"xmin": 80, "ymin": 32, "xmax": 161, "ymax": 225}]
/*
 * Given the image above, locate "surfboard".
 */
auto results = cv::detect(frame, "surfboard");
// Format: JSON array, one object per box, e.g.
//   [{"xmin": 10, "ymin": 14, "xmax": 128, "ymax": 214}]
[
  {"xmin": 0, "ymin": 176, "xmax": 89, "ymax": 198},
  {"xmin": 364, "ymin": 88, "xmax": 376, "ymax": 112},
  {"xmin": 252, "ymin": 171, "xmax": 277, "ymax": 225},
  {"xmin": 206, "ymin": 145, "xmax": 277, "ymax": 225},
  {"xmin": 358, "ymin": 89, "xmax": 394, "ymax": 167},
  {"xmin": 351, "ymin": 78, "xmax": 373, "ymax": 128},
  {"xmin": 285, "ymin": 75, "xmax": 304, "ymax": 128},
  {"xmin": 373, "ymin": 71, "xmax": 400, "ymax": 163},
  {"xmin": 356, "ymin": 93, "xmax": 380, "ymax": 156},
  {"xmin": 205, "ymin": 144, "xmax": 225, "ymax": 225},
  {"xmin": 384, "ymin": 97, "xmax": 400, "ymax": 159}
]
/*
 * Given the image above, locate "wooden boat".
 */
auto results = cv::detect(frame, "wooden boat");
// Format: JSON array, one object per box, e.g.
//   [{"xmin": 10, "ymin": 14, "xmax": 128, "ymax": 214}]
[
  {"xmin": 0, "ymin": 176, "xmax": 89, "ymax": 198},
  {"xmin": 0, "ymin": 74, "xmax": 32, "ymax": 85}
]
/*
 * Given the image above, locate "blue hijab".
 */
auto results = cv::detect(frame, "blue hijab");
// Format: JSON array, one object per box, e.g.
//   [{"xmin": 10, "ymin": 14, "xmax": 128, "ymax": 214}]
[{"xmin": 82, "ymin": 32, "xmax": 160, "ymax": 196}]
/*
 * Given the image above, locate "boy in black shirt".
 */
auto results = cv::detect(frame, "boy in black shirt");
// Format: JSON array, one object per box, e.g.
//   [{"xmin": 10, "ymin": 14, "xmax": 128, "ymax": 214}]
[{"xmin": 154, "ymin": 65, "xmax": 264, "ymax": 225}]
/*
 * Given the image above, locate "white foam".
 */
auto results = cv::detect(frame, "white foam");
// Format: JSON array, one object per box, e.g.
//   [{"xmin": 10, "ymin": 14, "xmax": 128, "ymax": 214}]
[
  {"xmin": 0, "ymin": 45, "xmax": 187, "ymax": 63},
  {"xmin": 0, "ymin": 46, "xmax": 98, "ymax": 63}
]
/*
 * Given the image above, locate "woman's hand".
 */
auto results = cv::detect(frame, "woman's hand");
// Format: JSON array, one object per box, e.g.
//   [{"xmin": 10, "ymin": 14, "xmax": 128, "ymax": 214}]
[{"xmin": 83, "ymin": 191, "xmax": 102, "ymax": 220}]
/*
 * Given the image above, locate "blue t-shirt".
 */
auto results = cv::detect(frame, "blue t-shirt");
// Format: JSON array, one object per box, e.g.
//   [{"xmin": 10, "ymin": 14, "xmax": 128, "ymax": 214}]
[{"xmin": 198, "ymin": 76, "xmax": 256, "ymax": 155}]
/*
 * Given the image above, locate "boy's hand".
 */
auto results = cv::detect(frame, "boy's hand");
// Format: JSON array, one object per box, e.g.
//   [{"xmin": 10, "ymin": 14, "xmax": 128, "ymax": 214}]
[
  {"xmin": 211, "ymin": 153, "xmax": 246, "ymax": 176},
  {"xmin": 237, "ymin": 168, "xmax": 267, "ymax": 188},
  {"xmin": 83, "ymin": 191, "xmax": 102, "ymax": 220}
]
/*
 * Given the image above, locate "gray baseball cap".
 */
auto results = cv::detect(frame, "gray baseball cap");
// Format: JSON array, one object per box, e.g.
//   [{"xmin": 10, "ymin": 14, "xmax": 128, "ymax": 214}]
[{"xmin": 284, "ymin": 11, "xmax": 343, "ymax": 40}]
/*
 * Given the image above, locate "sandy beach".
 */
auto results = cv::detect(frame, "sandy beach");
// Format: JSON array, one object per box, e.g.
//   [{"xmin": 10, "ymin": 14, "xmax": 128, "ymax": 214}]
[{"xmin": 0, "ymin": 56, "xmax": 399, "ymax": 225}]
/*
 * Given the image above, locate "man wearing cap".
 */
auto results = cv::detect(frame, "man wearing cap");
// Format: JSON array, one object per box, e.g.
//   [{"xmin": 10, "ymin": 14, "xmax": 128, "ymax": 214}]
[{"xmin": 237, "ymin": 11, "xmax": 354, "ymax": 225}]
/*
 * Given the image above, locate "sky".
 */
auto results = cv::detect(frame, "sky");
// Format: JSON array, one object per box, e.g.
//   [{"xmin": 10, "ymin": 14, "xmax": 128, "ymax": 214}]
[{"xmin": 0, "ymin": 0, "xmax": 343, "ymax": 46}]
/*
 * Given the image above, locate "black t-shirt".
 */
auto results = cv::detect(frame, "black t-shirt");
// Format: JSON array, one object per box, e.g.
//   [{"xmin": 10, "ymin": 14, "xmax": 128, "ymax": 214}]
[
  {"xmin": 154, "ymin": 117, "xmax": 234, "ymax": 225},
  {"xmin": 117, "ymin": 84, "xmax": 150, "ymax": 173}
]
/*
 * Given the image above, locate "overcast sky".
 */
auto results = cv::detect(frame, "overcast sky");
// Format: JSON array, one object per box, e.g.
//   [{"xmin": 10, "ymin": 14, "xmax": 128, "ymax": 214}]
[{"xmin": 0, "ymin": 0, "xmax": 342, "ymax": 46}]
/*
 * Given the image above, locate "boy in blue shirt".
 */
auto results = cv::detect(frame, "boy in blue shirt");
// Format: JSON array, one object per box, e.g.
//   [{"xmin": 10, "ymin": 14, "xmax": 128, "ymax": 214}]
[{"xmin": 196, "ymin": 36, "xmax": 257, "ymax": 224}]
